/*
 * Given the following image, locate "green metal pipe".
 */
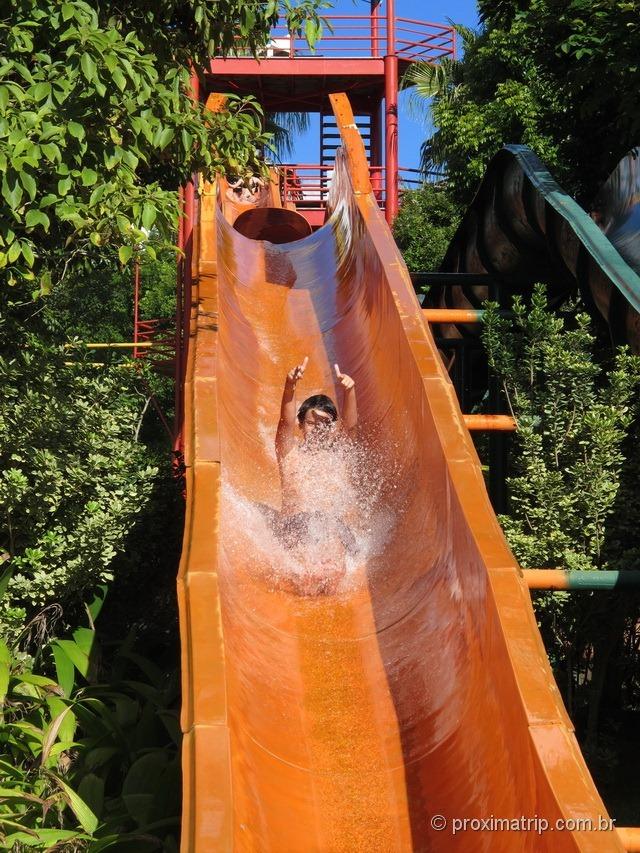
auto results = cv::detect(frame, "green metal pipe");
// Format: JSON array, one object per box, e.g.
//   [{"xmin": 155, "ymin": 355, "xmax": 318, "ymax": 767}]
[{"xmin": 524, "ymin": 569, "xmax": 640, "ymax": 591}]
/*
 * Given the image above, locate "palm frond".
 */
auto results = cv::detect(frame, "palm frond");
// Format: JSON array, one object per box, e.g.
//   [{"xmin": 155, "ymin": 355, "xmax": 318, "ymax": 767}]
[
  {"xmin": 403, "ymin": 61, "xmax": 450, "ymax": 98},
  {"xmin": 265, "ymin": 111, "xmax": 311, "ymax": 160},
  {"xmin": 402, "ymin": 58, "xmax": 457, "ymax": 126},
  {"xmin": 419, "ymin": 134, "xmax": 448, "ymax": 177},
  {"xmin": 448, "ymin": 20, "xmax": 481, "ymax": 51}
]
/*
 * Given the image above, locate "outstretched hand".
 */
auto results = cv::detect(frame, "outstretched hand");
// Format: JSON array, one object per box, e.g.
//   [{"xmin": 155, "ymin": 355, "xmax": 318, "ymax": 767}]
[
  {"xmin": 287, "ymin": 356, "xmax": 308, "ymax": 385},
  {"xmin": 334, "ymin": 363, "xmax": 355, "ymax": 390}
]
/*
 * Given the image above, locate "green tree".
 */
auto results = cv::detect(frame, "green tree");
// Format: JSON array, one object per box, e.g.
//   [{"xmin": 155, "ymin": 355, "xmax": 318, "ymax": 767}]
[
  {"xmin": 406, "ymin": 2, "xmax": 640, "ymax": 205},
  {"xmin": 40, "ymin": 250, "xmax": 176, "ymax": 346},
  {"xmin": 483, "ymin": 288, "xmax": 640, "ymax": 574},
  {"xmin": 39, "ymin": 262, "xmax": 135, "ymax": 345},
  {"xmin": 0, "ymin": 328, "xmax": 161, "ymax": 639},
  {"xmin": 0, "ymin": 0, "xmax": 328, "ymax": 291},
  {"xmin": 0, "ymin": 590, "xmax": 182, "ymax": 850},
  {"xmin": 482, "ymin": 285, "xmax": 640, "ymax": 741},
  {"xmin": 393, "ymin": 183, "xmax": 462, "ymax": 278}
]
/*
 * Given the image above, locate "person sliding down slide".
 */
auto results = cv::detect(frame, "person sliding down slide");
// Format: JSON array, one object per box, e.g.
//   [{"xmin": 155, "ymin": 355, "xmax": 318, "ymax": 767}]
[{"xmin": 275, "ymin": 358, "xmax": 358, "ymax": 595}]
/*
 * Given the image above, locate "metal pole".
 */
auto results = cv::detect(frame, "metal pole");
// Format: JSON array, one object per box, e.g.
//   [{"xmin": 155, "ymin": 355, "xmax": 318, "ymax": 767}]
[
  {"xmin": 133, "ymin": 260, "xmax": 140, "ymax": 360},
  {"xmin": 384, "ymin": 0, "xmax": 398, "ymax": 224},
  {"xmin": 64, "ymin": 342, "xmax": 155, "ymax": 350},
  {"xmin": 371, "ymin": 0, "xmax": 380, "ymax": 57},
  {"xmin": 174, "ymin": 186, "xmax": 185, "ymax": 447},
  {"xmin": 423, "ymin": 308, "xmax": 514, "ymax": 323},
  {"xmin": 464, "ymin": 414, "xmax": 517, "ymax": 432},
  {"xmin": 370, "ymin": 103, "xmax": 383, "ymax": 199},
  {"xmin": 175, "ymin": 67, "xmax": 200, "ymax": 455},
  {"xmin": 183, "ymin": 179, "xmax": 195, "ymax": 377},
  {"xmin": 488, "ymin": 280, "xmax": 509, "ymax": 512}
]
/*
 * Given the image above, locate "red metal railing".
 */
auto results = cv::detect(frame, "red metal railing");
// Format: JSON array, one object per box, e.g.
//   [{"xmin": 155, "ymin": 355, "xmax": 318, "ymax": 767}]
[
  {"xmin": 132, "ymin": 262, "xmax": 176, "ymax": 374},
  {"xmin": 133, "ymin": 318, "xmax": 176, "ymax": 375},
  {"xmin": 245, "ymin": 16, "xmax": 455, "ymax": 62},
  {"xmin": 281, "ymin": 164, "xmax": 442, "ymax": 210}
]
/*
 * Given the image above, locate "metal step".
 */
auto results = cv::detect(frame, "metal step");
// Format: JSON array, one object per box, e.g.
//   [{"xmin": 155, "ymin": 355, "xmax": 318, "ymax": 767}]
[{"xmin": 321, "ymin": 113, "xmax": 373, "ymax": 167}]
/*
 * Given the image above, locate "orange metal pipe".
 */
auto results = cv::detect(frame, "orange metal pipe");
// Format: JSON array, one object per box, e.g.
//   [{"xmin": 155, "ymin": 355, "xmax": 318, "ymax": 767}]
[
  {"xmin": 63, "ymin": 342, "xmax": 155, "ymax": 349},
  {"xmin": 525, "ymin": 569, "xmax": 571, "ymax": 590},
  {"xmin": 424, "ymin": 307, "xmax": 485, "ymax": 323},
  {"xmin": 463, "ymin": 413, "xmax": 517, "ymax": 431},
  {"xmin": 524, "ymin": 569, "xmax": 640, "ymax": 591}
]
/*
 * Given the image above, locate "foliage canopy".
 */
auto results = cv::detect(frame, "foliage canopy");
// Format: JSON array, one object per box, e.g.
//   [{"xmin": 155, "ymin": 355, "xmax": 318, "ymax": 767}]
[
  {"xmin": 407, "ymin": 1, "xmax": 640, "ymax": 205},
  {"xmin": 392, "ymin": 183, "xmax": 462, "ymax": 276},
  {"xmin": 483, "ymin": 285, "xmax": 640, "ymax": 574},
  {"xmin": 0, "ymin": 0, "xmax": 327, "ymax": 292},
  {"xmin": 0, "ymin": 333, "xmax": 160, "ymax": 638}
]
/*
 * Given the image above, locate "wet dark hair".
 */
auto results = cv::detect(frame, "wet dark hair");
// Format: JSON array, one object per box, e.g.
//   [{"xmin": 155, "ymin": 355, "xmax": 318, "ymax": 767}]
[{"xmin": 297, "ymin": 394, "xmax": 338, "ymax": 424}]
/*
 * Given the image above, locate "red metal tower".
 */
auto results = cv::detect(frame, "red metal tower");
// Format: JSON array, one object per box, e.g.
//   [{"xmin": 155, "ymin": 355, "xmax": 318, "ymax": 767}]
[{"xmin": 205, "ymin": 0, "xmax": 455, "ymax": 226}]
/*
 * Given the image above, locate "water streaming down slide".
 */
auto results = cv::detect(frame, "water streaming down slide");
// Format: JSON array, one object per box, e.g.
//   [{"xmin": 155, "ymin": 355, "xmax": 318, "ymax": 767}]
[{"xmin": 177, "ymin": 94, "xmax": 624, "ymax": 851}]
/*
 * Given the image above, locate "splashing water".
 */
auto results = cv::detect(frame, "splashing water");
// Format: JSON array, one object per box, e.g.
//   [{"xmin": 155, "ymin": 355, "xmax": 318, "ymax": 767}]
[{"xmin": 220, "ymin": 433, "xmax": 405, "ymax": 598}]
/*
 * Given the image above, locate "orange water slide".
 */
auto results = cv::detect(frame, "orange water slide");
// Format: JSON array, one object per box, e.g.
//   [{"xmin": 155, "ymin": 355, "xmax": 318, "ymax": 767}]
[{"xmin": 177, "ymin": 93, "xmax": 626, "ymax": 852}]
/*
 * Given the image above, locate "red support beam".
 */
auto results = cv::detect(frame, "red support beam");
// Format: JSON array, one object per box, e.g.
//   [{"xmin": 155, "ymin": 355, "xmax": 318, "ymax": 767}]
[
  {"xmin": 133, "ymin": 260, "xmax": 141, "ymax": 360},
  {"xmin": 182, "ymin": 179, "xmax": 195, "ymax": 374},
  {"xmin": 174, "ymin": 188, "xmax": 185, "ymax": 450},
  {"xmin": 209, "ymin": 57, "xmax": 385, "ymax": 78},
  {"xmin": 371, "ymin": 0, "xmax": 380, "ymax": 57},
  {"xmin": 370, "ymin": 102, "xmax": 383, "ymax": 200},
  {"xmin": 175, "ymin": 68, "xmax": 200, "ymax": 454},
  {"xmin": 384, "ymin": 0, "xmax": 399, "ymax": 224}
]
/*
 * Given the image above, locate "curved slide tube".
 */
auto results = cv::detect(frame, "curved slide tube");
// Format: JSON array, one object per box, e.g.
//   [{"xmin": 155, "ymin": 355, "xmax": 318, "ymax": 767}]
[
  {"xmin": 177, "ymin": 94, "xmax": 625, "ymax": 851},
  {"xmin": 592, "ymin": 146, "xmax": 640, "ymax": 280},
  {"xmin": 429, "ymin": 145, "xmax": 640, "ymax": 351}
]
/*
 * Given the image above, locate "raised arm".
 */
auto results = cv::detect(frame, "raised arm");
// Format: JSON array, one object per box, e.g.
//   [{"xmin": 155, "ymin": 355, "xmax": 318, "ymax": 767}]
[
  {"xmin": 276, "ymin": 357, "xmax": 308, "ymax": 460},
  {"xmin": 334, "ymin": 364, "xmax": 357, "ymax": 433}
]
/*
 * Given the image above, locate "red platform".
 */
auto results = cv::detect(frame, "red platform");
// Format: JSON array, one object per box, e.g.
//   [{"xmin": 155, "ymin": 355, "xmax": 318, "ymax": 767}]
[{"xmin": 205, "ymin": 5, "xmax": 456, "ymax": 224}]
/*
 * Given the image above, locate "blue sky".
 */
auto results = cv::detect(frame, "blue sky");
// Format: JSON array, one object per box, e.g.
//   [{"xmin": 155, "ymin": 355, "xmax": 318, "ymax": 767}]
[{"xmin": 289, "ymin": 0, "xmax": 480, "ymax": 169}]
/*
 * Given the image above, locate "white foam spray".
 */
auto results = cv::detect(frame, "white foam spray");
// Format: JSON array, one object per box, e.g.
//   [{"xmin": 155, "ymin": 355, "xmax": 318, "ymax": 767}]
[{"xmin": 220, "ymin": 432, "xmax": 407, "ymax": 598}]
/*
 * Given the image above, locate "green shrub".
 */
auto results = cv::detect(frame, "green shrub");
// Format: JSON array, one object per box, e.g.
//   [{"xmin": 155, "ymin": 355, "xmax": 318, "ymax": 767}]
[
  {"xmin": 482, "ymin": 286, "xmax": 640, "ymax": 574},
  {"xmin": 0, "ymin": 588, "xmax": 181, "ymax": 851},
  {"xmin": 0, "ymin": 334, "xmax": 158, "ymax": 639},
  {"xmin": 393, "ymin": 183, "xmax": 462, "ymax": 279},
  {"xmin": 481, "ymin": 285, "xmax": 640, "ymax": 738}
]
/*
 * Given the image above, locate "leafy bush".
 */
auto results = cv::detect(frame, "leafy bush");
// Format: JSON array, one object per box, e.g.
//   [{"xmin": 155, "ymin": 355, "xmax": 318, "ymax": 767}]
[
  {"xmin": 0, "ymin": 588, "xmax": 181, "ymax": 851},
  {"xmin": 0, "ymin": 331, "xmax": 159, "ymax": 639},
  {"xmin": 482, "ymin": 285, "xmax": 640, "ymax": 574},
  {"xmin": 481, "ymin": 285, "xmax": 640, "ymax": 740},
  {"xmin": 393, "ymin": 183, "xmax": 462, "ymax": 278}
]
